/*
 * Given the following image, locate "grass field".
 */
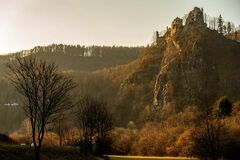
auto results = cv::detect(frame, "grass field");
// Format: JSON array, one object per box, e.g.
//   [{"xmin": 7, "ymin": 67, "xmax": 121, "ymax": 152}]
[
  {"xmin": 108, "ymin": 155, "xmax": 197, "ymax": 160},
  {"xmin": 0, "ymin": 144, "xmax": 197, "ymax": 160},
  {"xmin": 0, "ymin": 144, "xmax": 88, "ymax": 160}
]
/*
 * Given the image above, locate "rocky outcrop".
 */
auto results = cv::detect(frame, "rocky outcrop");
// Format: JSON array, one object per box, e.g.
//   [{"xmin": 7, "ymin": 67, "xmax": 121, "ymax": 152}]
[
  {"xmin": 118, "ymin": 7, "xmax": 240, "ymax": 115},
  {"xmin": 152, "ymin": 7, "xmax": 240, "ymax": 110}
]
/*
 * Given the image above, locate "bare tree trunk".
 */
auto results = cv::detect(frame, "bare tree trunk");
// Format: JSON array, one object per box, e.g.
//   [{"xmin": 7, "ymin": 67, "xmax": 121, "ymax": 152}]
[
  {"xmin": 59, "ymin": 137, "xmax": 62, "ymax": 146},
  {"xmin": 59, "ymin": 118, "xmax": 62, "ymax": 146},
  {"xmin": 34, "ymin": 146, "xmax": 40, "ymax": 160}
]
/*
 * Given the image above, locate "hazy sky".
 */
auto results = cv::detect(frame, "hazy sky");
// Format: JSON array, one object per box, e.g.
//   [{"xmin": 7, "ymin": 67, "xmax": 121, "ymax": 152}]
[{"xmin": 0, "ymin": 0, "xmax": 239, "ymax": 54}]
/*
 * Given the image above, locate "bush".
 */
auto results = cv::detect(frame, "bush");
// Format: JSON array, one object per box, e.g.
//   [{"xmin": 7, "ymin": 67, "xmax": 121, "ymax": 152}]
[
  {"xmin": 95, "ymin": 137, "xmax": 112, "ymax": 155},
  {"xmin": 109, "ymin": 126, "xmax": 138, "ymax": 155},
  {"xmin": 131, "ymin": 122, "xmax": 182, "ymax": 156},
  {"xmin": 0, "ymin": 134, "xmax": 15, "ymax": 144},
  {"xmin": 169, "ymin": 128, "xmax": 194, "ymax": 156}
]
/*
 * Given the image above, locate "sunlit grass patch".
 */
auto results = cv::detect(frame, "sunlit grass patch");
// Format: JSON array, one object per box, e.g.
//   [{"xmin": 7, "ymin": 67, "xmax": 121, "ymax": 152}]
[{"xmin": 108, "ymin": 155, "xmax": 197, "ymax": 160}]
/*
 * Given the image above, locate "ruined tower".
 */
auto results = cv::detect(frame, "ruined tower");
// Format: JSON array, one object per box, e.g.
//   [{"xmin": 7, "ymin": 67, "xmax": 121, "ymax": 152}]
[
  {"xmin": 185, "ymin": 7, "xmax": 206, "ymax": 26},
  {"xmin": 170, "ymin": 17, "xmax": 183, "ymax": 36}
]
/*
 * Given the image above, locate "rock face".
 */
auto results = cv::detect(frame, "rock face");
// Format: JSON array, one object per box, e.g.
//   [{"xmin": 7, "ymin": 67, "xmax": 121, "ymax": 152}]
[
  {"xmin": 118, "ymin": 7, "xmax": 240, "ymax": 116},
  {"xmin": 152, "ymin": 7, "xmax": 240, "ymax": 110}
]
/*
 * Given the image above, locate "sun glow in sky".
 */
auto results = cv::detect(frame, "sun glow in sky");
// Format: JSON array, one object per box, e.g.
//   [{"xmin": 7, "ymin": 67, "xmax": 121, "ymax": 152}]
[{"xmin": 0, "ymin": 0, "xmax": 239, "ymax": 54}]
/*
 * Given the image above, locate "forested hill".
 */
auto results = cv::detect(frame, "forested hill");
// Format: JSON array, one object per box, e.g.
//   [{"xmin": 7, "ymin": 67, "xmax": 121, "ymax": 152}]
[
  {"xmin": 0, "ymin": 44, "xmax": 144, "ymax": 72},
  {"xmin": 0, "ymin": 44, "xmax": 143, "ymax": 133},
  {"xmin": 90, "ymin": 7, "xmax": 240, "ymax": 125}
]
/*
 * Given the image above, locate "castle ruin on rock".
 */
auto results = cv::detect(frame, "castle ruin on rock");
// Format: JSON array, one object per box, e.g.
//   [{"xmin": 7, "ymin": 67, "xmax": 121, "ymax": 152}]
[
  {"xmin": 153, "ymin": 7, "xmax": 212, "ymax": 109},
  {"xmin": 170, "ymin": 17, "xmax": 183, "ymax": 36},
  {"xmin": 185, "ymin": 7, "xmax": 206, "ymax": 26},
  {"xmin": 169, "ymin": 7, "xmax": 206, "ymax": 37}
]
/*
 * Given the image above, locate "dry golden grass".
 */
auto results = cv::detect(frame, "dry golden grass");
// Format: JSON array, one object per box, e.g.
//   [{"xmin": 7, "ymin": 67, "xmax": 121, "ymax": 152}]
[{"xmin": 108, "ymin": 155, "xmax": 197, "ymax": 160}]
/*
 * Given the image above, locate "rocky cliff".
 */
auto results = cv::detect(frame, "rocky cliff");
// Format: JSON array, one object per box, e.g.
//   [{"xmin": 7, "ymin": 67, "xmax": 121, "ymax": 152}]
[{"xmin": 117, "ymin": 7, "xmax": 240, "ymax": 116}]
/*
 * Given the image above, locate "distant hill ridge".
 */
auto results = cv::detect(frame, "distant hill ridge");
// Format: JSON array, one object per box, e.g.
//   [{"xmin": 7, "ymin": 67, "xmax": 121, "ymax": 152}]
[
  {"xmin": 0, "ymin": 44, "xmax": 144, "ymax": 72},
  {"xmin": 3, "ymin": 44, "xmax": 144, "ymax": 57}
]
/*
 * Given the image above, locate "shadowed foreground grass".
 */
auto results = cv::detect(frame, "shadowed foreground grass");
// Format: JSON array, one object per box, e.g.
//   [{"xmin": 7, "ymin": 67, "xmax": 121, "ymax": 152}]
[
  {"xmin": 108, "ymin": 155, "xmax": 197, "ymax": 160},
  {"xmin": 0, "ymin": 144, "xmax": 97, "ymax": 160},
  {"xmin": 0, "ymin": 144, "xmax": 197, "ymax": 160}
]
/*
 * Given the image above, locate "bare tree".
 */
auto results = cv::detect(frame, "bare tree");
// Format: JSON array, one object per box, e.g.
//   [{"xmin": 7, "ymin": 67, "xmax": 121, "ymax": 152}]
[
  {"xmin": 213, "ymin": 17, "xmax": 217, "ymax": 30},
  {"xmin": 55, "ymin": 112, "xmax": 66, "ymax": 146},
  {"xmin": 7, "ymin": 57, "xmax": 76, "ymax": 160},
  {"xmin": 204, "ymin": 13, "xmax": 207, "ymax": 24},
  {"xmin": 52, "ymin": 112, "xmax": 74, "ymax": 146},
  {"xmin": 191, "ymin": 96, "xmax": 232, "ymax": 160},
  {"xmin": 76, "ymin": 96, "xmax": 112, "ymax": 155},
  {"xmin": 191, "ymin": 113, "xmax": 224, "ymax": 160}
]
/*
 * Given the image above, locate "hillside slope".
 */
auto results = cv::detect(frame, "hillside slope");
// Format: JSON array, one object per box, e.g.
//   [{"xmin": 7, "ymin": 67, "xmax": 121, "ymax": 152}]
[
  {"xmin": 0, "ymin": 45, "xmax": 143, "ymax": 133},
  {"xmin": 104, "ymin": 7, "xmax": 240, "ymax": 123},
  {"xmin": 0, "ymin": 45, "xmax": 143, "ymax": 74}
]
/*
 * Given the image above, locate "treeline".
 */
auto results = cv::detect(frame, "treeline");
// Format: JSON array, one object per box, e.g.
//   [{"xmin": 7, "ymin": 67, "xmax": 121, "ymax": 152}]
[
  {"xmin": 203, "ymin": 13, "xmax": 240, "ymax": 41},
  {"xmin": 0, "ymin": 44, "xmax": 143, "ymax": 72},
  {"xmin": 11, "ymin": 94, "xmax": 240, "ymax": 159},
  {"xmin": 5, "ymin": 44, "xmax": 144, "ymax": 59},
  {"xmin": 203, "ymin": 13, "xmax": 239, "ymax": 33},
  {"xmin": 108, "ymin": 97, "xmax": 240, "ymax": 159}
]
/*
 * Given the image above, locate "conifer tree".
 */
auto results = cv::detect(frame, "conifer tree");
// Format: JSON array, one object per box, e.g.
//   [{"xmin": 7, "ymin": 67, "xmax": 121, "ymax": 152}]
[
  {"xmin": 218, "ymin": 14, "xmax": 223, "ymax": 34},
  {"xmin": 227, "ymin": 22, "xmax": 232, "ymax": 35}
]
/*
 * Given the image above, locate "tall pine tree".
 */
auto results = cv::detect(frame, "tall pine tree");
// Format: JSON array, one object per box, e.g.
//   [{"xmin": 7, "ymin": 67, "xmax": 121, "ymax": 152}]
[
  {"xmin": 218, "ymin": 14, "xmax": 223, "ymax": 34},
  {"xmin": 227, "ymin": 22, "xmax": 232, "ymax": 35}
]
